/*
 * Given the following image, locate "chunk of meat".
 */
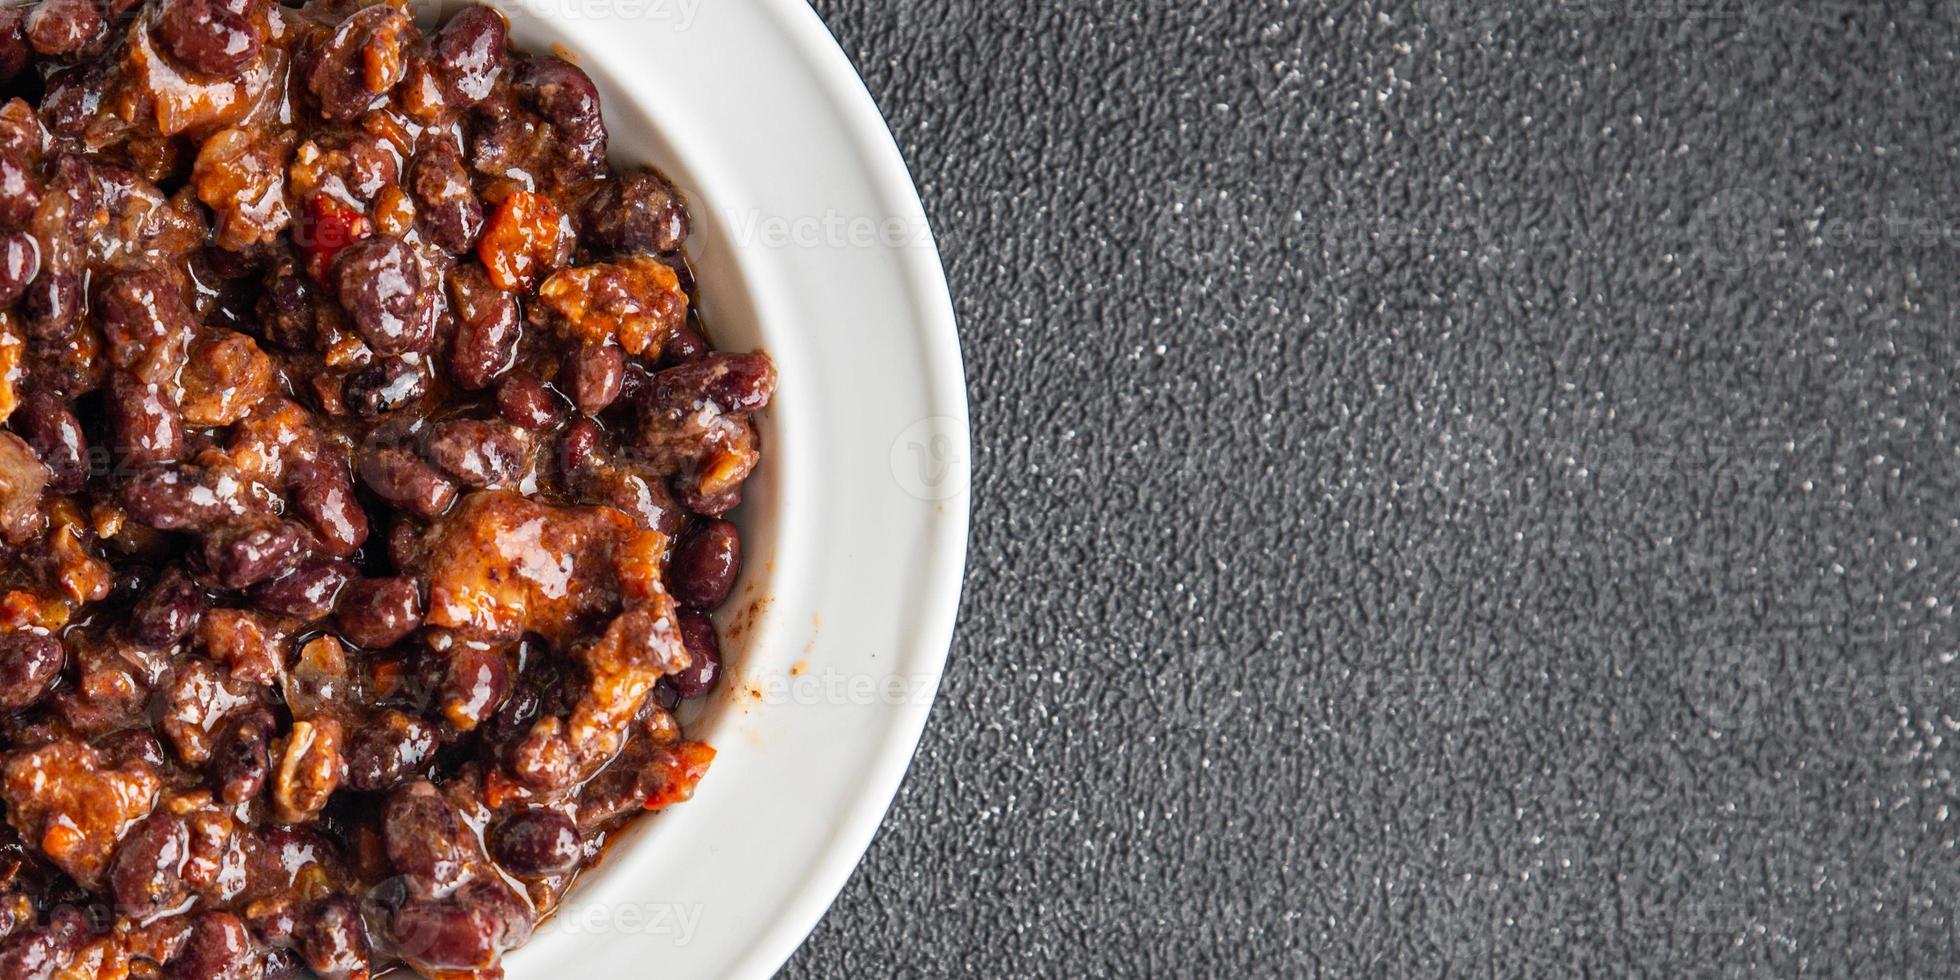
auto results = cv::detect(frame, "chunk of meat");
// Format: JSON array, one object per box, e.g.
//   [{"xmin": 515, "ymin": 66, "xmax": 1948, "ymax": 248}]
[
  {"xmin": 159, "ymin": 659, "xmax": 261, "ymax": 764},
  {"xmin": 418, "ymin": 491, "xmax": 669, "ymax": 645},
  {"xmin": 634, "ymin": 352, "xmax": 777, "ymax": 514},
  {"xmin": 0, "ymin": 432, "xmax": 47, "ymax": 547},
  {"xmin": 192, "ymin": 127, "xmax": 292, "ymax": 250},
  {"xmin": 1, "ymin": 740, "xmax": 160, "ymax": 887},
  {"xmin": 177, "ymin": 328, "xmax": 274, "ymax": 427},
  {"xmin": 536, "ymin": 255, "xmax": 687, "ymax": 358}
]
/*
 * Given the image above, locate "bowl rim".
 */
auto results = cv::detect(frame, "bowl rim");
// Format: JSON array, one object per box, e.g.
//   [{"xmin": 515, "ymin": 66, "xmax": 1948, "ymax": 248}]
[{"xmin": 491, "ymin": 0, "xmax": 970, "ymax": 975}]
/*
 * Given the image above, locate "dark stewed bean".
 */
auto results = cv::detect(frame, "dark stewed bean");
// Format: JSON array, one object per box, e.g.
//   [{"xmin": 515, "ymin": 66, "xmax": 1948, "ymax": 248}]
[
  {"xmin": 107, "ymin": 373, "xmax": 184, "ymax": 466},
  {"xmin": 23, "ymin": 0, "xmax": 103, "ymax": 57},
  {"xmin": 307, "ymin": 5, "xmax": 410, "ymax": 120},
  {"xmin": 410, "ymin": 143, "xmax": 483, "ymax": 254},
  {"xmin": 293, "ymin": 895, "xmax": 371, "ymax": 980},
  {"xmin": 248, "ymin": 558, "xmax": 354, "ymax": 620},
  {"xmin": 343, "ymin": 355, "xmax": 429, "ymax": 418},
  {"xmin": 39, "ymin": 64, "xmax": 105, "ymax": 138},
  {"xmin": 511, "ymin": 56, "xmax": 607, "ymax": 176},
  {"xmin": 210, "ymin": 711, "xmax": 272, "ymax": 804},
  {"xmin": 388, "ymin": 878, "xmax": 529, "ymax": 970},
  {"xmin": 491, "ymin": 809, "xmax": 580, "ymax": 877},
  {"xmin": 557, "ymin": 417, "xmax": 601, "ymax": 476},
  {"xmin": 561, "ymin": 341, "xmax": 623, "ymax": 415},
  {"xmin": 336, "ymin": 576, "xmax": 423, "ymax": 649},
  {"xmin": 435, "ymin": 645, "xmax": 507, "ymax": 733},
  {"xmin": 0, "ymin": 149, "xmax": 41, "ymax": 229},
  {"xmin": 582, "ymin": 168, "xmax": 689, "ymax": 255},
  {"xmin": 0, "ymin": 9, "xmax": 29, "ymax": 84},
  {"xmin": 659, "ymin": 326, "xmax": 709, "ymax": 367},
  {"xmin": 158, "ymin": 0, "xmax": 259, "ymax": 76},
  {"xmin": 483, "ymin": 681, "xmax": 540, "ymax": 743},
  {"xmin": 110, "ymin": 813, "xmax": 190, "ymax": 921},
  {"xmin": 428, "ymin": 5, "xmax": 504, "ymax": 106},
  {"xmin": 496, "ymin": 372, "xmax": 565, "ymax": 430},
  {"xmin": 131, "ymin": 566, "xmax": 205, "ymax": 646},
  {"xmin": 14, "ymin": 390, "xmax": 88, "ymax": 493},
  {"xmin": 669, "ymin": 519, "xmax": 741, "ymax": 609},
  {"xmin": 23, "ymin": 269, "xmax": 80, "ymax": 340},
  {"xmin": 359, "ymin": 448, "xmax": 457, "ymax": 519},
  {"xmin": 0, "ymin": 232, "xmax": 40, "ymax": 310},
  {"xmin": 0, "ymin": 906, "xmax": 86, "ymax": 978},
  {"xmin": 122, "ymin": 466, "xmax": 248, "ymax": 532},
  {"xmin": 289, "ymin": 460, "xmax": 368, "ymax": 558},
  {"xmin": 669, "ymin": 609, "xmax": 721, "ymax": 699},
  {"xmin": 0, "ymin": 633, "xmax": 63, "ymax": 711},
  {"xmin": 424, "ymin": 419, "xmax": 524, "ymax": 488},
  {"xmin": 381, "ymin": 781, "xmax": 468, "ymax": 890},
  {"xmin": 336, "ymin": 236, "xmax": 428, "ymax": 356},
  {"xmin": 344, "ymin": 710, "xmax": 437, "ymax": 791},
  {"xmin": 446, "ymin": 265, "xmax": 518, "ymax": 390},
  {"xmin": 101, "ymin": 728, "xmax": 167, "ymax": 770},
  {"xmin": 204, "ymin": 519, "xmax": 310, "ymax": 589},
  {"xmin": 97, "ymin": 268, "xmax": 196, "ymax": 383},
  {"xmin": 171, "ymin": 912, "xmax": 260, "ymax": 980}
]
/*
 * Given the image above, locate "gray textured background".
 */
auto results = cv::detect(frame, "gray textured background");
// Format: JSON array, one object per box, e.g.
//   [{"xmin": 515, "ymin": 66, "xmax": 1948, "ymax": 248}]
[{"xmin": 784, "ymin": 1, "xmax": 1960, "ymax": 976}]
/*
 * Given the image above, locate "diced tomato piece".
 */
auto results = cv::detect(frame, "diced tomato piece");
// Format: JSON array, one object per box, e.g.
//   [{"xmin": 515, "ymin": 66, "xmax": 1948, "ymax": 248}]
[
  {"xmin": 643, "ymin": 740, "xmax": 715, "ymax": 810},
  {"xmin": 299, "ymin": 193, "xmax": 372, "ymax": 282}
]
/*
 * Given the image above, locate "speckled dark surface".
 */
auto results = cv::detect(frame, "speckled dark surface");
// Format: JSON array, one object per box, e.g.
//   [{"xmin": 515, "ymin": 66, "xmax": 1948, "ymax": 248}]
[{"xmin": 784, "ymin": 1, "xmax": 1959, "ymax": 976}]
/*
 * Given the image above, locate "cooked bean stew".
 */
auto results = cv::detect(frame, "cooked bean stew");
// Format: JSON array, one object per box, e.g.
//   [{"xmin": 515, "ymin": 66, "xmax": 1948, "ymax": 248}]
[{"xmin": 0, "ymin": 0, "xmax": 774, "ymax": 974}]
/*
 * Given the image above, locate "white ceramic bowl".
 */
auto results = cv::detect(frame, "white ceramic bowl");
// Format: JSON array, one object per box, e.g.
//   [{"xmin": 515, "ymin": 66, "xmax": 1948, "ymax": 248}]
[{"xmin": 475, "ymin": 0, "xmax": 969, "ymax": 975}]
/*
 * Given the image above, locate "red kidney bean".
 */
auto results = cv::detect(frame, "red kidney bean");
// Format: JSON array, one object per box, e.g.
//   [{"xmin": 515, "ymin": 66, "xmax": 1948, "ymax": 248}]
[
  {"xmin": 171, "ymin": 912, "xmax": 260, "ymax": 980},
  {"xmin": 336, "ymin": 576, "xmax": 423, "ymax": 649},
  {"xmin": 97, "ymin": 269, "xmax": 195, "ymax": 383},
  {"xmin": 101, "ymin": 728, "xmax": 168, "ymax": 770},
  {"xmin": 289, "ymin": 460, "xmax": 369, "ymax": 558},
  {"xmin": 436, "ymin": 645, "xmax": 508, "ymax": 732},
  {"xmin": 511, "ymin": 56, "xmax": 607, "ymax": 176},
  {"xmin": 0, "ymin": 633, "xmax": 63, "ymax": 711},
  {"xmin": 336, "ymin": 236, "xmax": 428, "ymax": 356},
  {"xmin": 582, "ymin": 169, "xmax": 689, "ymax": 256},
  {"xmin": 359, "ymin": 447, "xmax": 457, "ymax": 519},
  {"xmin": 122, "ymin": 465, "xmax": 250, "ymax": 532},
  {"xmin": 490, "ymin": 809, "xmax": 580, "ymax": 877},
  {"xmin": 496, "ymin": 372, "xmax": 565, "ymax": 430},
  {"xmin": 306, "ymin": 5, "xmax": 410, "ymax": 120},
  {"xmin": 131, "ymin": 566, "xmax": 206, "ymax": 646},
  {"xmin": 344, "ymin": 710, "xmax": 438, "ymax": 792},
  {"xmin": 0, "ymin": 149, "xmax": 41, "ymax": 230},
  {"xmin": 293, "ymin": 895, "xmax": 371, "ymax": 980},
  {"xmin": 210, "ymin": 710, "xmax": 272, "ymax": 804},
  {"xmin": 557, "ymin": 417, "xmax": 602, "ymax": 476},
  {"xmin": 14, "ymin": 390, "xmax": 88, "ymax": 493},
  {"xmin": 344, "ymin": 355, "xmax": 430, "ymax": 418},
  {"xmin": 23, "ymin": 269, "xmax": 80, "ymax": 340},
  {"xmin": 389, "ymin": 877, "xmax": 530, "ymax": 970},
  {"xmin": 429, "ymin": 5, "xmax": 505, "ymax": 106},
  {"xmin": 660, "ymin": 327, "xmax": 708, "ymax": 369},
  {"xmin": 447, "ymin": 265, "xmax": 519, "ymax": 390},
  {"xmin": 248, "ymin": 558, "xmax": 354, "ymax": 620},
  {"xmin": 158, "ymin": 0, "xmax": 259, "ymax": 75},
  {"xmin": 109, "ymin": 813, "xmax": 191, "ymax": 921},
  {"xmin": 410, "ymin": 143, "xmax": 484, "ymax": 254},
  {"xmin": 204, "ymin": 520, "xmax": 311, "ymax": 590},
  {"xmin": 669, "ymin": 518, "xmax": 741, "ymax": 609},
  {"xmin": 108, "ymin": 373, "xmax": 185, "ymax": 467},
  {"xmin": 669, "ymin": 609, "xmax": 720, "ymax": 699},
  {"xmin": 561, "ymin": 341, "xmax": 623, "ymax": 415},
  {"xmin": 424, "ymin": 419, "xmax": 524, "ymax": 489},
  {"xmin": 0, "ymin": 906, "xmax": 86, "ymax": 977},
  {"xmin": 23, "ymin": 0, "xmax": 102, "ymax": 57},
  {"xmin": 381, "ymin": 781, "xmax": 468, "ymax": 890},
  {"xmin": 0, "ymin": 231, "xmax": 39, "ymax": 310},
  {"xmin": 483, "ymin": 681, "xmax": 540, "ymax": 744},
  {"xmin": 0, "ymin": 9, "xmax": 30, "ymax": 84},
  {"xmin": 39, "ymin": 64, "xmax": 105, "ymax": 137}
]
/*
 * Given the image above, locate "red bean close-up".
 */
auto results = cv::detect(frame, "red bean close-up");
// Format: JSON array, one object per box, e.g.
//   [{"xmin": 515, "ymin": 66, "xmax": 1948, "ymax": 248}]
[{"xmin": 0, "ymin": 0, "xmax": 776, "ymax": 975}]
